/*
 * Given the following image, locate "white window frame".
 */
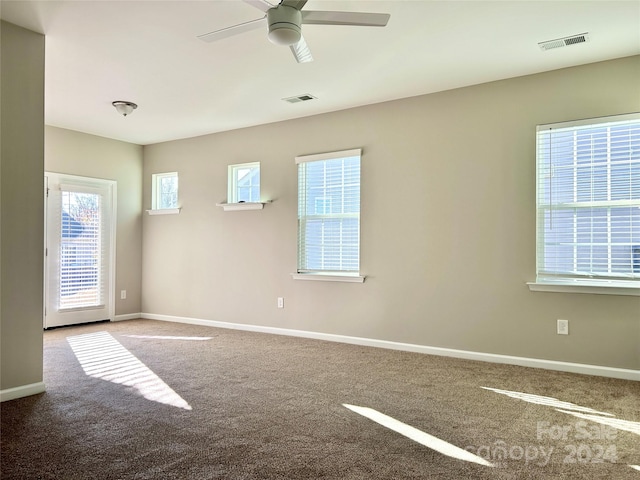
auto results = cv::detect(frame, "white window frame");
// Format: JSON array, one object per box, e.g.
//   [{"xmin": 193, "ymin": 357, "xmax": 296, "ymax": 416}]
[
  {"xmin": 228, "ymin": 162, "xmax": 260, "ymax": 204},
  {"xmin": 292, "ymin": 148, "xmax": 365, "ymax": 283},
  {"xmin": 528, "ymin": 113, "xmax": 640, "ymax": 296},
  {"xmin": 149, "ymin": 172, "xmax": 180, "ymax": 214}
]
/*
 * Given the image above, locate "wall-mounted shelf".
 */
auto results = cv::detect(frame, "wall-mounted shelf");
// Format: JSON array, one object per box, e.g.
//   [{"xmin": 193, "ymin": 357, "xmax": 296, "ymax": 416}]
[
  {"xmin": 216, "ymin": 201, "xmax": 271, "ymax": 211},
  {"xmin": 146, "ymin": 208, "xmax": 181, "ymax": 215}
]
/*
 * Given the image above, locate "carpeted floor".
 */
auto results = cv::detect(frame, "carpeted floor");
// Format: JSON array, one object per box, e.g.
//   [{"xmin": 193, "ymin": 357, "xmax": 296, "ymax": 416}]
[{"xmin": 1, "ymin": 319, "xmax": 639, "ymax": 479}]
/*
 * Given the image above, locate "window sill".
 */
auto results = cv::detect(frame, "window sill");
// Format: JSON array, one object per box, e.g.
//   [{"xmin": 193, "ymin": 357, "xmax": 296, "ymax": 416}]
[
  {"xmin": 146, "ymin": 208, "xmax": 181, "ymax": 215},
  {"xmin": 291, "ymin": 273, "xmax": 366, "ymax": 283},
  {"xmin": 527, "ymin": 280, "xmax": 639, "ymax": 296},
  {"xmin": 216, "ymin": 202, "xmax": 270, "ymax": 211}
]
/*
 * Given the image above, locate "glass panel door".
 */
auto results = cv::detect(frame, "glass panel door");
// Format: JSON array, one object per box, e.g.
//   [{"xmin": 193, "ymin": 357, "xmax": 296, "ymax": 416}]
[{"xmin": 45, "ymin": 173, "xmax": 115, "ymax": 328}]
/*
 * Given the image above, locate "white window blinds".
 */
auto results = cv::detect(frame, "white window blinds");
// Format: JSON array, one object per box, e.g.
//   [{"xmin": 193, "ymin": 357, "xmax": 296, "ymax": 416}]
[
  {"xmin": 535, "ymin": 113, "xmax": 640, "ymax": 284},
  {"xmin": 58, "ymin": 186, "xmax": 106, "ymax": 310},
  {"xmin": 296, "ymin": 149, "xmax": 361, "ymax": 274}
]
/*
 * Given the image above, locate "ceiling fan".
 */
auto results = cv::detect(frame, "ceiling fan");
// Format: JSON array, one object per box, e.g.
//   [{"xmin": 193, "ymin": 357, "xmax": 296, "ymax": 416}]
[{"xmin": 198, "ymin": 0, "xmax": 390, "ymax": 63}]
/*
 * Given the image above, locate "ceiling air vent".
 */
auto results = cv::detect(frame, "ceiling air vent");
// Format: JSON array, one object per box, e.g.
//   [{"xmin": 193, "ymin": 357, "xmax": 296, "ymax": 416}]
[
  {"xmin": 539, "ymin": 33, "xmax": 589, "ymax": 51},
  {"xmin": 283, "ymin": 94, "xmax": 317, "ymax": 104}
]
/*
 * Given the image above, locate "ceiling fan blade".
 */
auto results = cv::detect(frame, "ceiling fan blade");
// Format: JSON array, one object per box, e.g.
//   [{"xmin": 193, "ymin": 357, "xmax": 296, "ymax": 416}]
[
  {"xmin": 280, "ymin": 0, "xmax": 308, "ymax": 10},
  {"xmin": 302, "ymin": 11, "xmax": 390, "ymax": 27},
  {"xmin": 290, "ymin": 36, "xmax": 313, "ymax": 63},
  {"xmin": 243, "ymin": 0, "xmax": 277, "ymax": 13},
  {"xmin": 197, "ymin": 16, "xmax": 266, "ymax": 43}
]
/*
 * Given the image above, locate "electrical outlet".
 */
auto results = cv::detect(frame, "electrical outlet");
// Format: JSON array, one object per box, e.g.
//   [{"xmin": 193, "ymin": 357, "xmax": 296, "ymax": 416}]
[
  {"xmin": 120, "ymin": 290, "xmax": 127, "ymax": 300},
  {"xmin": 277, "ymin": 297, "xmax": 284, "ymax": 309},
  {"xmin": 557, "ymin": 319, "xmax": 569, "ymax": 335}
]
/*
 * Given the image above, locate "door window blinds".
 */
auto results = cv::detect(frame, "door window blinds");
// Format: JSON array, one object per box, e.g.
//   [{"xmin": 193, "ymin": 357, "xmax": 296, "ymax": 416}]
[{"xmin": 58, "ymin": 186, "xmax": 106, "ymax": 310}]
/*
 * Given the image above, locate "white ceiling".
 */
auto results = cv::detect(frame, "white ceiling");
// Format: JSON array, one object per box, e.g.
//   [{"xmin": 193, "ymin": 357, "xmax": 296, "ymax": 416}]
[{"xmin": 1, "ymin": 0, "xmax": 639, "ymax": 145}]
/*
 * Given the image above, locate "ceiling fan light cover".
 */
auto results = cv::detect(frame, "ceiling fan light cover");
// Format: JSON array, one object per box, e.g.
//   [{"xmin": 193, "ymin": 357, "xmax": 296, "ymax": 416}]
[
  {"xmin": 267, "ymin": 6, "xmax": 302, "ymax": 45},
  {"xmin": 268, "ymin": 25, "xmax": 301, "ymax": 45}
]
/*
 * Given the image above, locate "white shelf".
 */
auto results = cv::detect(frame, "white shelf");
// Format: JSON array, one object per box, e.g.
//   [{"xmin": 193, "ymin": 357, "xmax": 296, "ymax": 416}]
[
  {"xmin": 146, "ymin": 208, "xmax": 181, "ymax": 215},
  {"xmin": 291, "ymin": 273, "xmax": 366, "ymax": 283},
  {"xmin": 527, "ymin": 280, "xmax": 639, "ymax": 296},
  {"xmin": 216, "ymin": 202, "xmax": 270, "ymax": 211}
]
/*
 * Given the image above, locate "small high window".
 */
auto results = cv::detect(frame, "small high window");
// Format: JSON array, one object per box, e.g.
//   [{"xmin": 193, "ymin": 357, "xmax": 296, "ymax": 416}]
[
  {"xmin": 151, "ymin": 172, "xmax": 178, "ymax": 210},
  {"xmin": 228, "ymin": 162, "xmax": 260, "ymax": 203}
]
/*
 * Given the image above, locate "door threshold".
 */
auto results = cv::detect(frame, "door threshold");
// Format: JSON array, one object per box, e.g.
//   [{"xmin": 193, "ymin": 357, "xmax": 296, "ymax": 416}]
[{"xmin": 44, "ymin": 319, "xmax": 111, "ymax": 331}]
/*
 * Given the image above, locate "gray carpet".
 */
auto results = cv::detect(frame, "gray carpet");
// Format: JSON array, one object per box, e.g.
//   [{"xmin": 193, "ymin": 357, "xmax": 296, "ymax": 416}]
[{"xmin": 1, "ymin": 319, "xmax": 639, "ymax": 479}]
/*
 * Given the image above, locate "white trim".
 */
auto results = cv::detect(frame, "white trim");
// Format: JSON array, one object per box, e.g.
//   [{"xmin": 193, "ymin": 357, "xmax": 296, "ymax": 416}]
[
  {"xmin": 109, "ymin": 183, "xmax": 117, "ymax": 325},
  {"xmin": 527, "ymin": 281, "xmax": 640, "ymax": 296},
  {"xmin": 291, "ymin": 273, "xmax": 366, "ymax": 283},
  {"xmin": 45, "ymin": 172, "xmax": 114, "ymax": 187},
  {"xmin": 141, "ymin": 313, "xmax": 640, "ymax": 381},
  {"xmin": 295, "ymin": 148, "xmax": 362, "ymax": 164},
  {"xmin": 146, "ymin": 208, "xmax": 181, "ymax": 215},
  {"xmin": 113, "ymin": 313, "xmax": 141, "ymax": 322},
  {"xmin": 0, "ymin": 382, "xmax": 46, "ymax": 402},
  {"xmin": 216, "ymin": 202, "xmax": 269, "ymax": 211},
  {"xmin": 537, "ymin": 112, "xmax": 639, "ymax": 131}
]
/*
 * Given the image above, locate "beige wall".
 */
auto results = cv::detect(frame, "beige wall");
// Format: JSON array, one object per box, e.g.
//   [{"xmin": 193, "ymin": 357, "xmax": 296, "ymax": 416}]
[
  {"xmin": 143, "ymin": 56, "xmax": 640, "ymax": 371},
  {"xmin": 1, "ymin": 21, "xmax": 45, "ymax": 391},
  {"xmin": 45, "ymin": 126, "xmax": 143, "ymax": 317}
]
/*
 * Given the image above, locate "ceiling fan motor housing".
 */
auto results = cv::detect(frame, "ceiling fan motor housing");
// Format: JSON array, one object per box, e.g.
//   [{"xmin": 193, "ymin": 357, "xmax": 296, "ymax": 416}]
[{"xmin": 267, "ymin": 5, "xmax": 302, "ymax": 46}]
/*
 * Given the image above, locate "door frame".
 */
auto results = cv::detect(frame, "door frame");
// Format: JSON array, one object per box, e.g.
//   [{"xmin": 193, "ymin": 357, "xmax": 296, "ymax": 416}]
[{"xmin": 44, "ymin": 172, "xmax": 117, "ymax": 328}]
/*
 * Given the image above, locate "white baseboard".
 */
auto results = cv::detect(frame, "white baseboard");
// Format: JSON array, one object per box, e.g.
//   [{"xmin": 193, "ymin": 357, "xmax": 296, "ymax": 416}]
[
  {"xmin": 141, "ymin": 313, "xmax": 640, "ymax": 382},
  {"xmin": 0, "ymin": 382, "xmax": 46, "ymax": 402},
  {"xmin": 113, "ymin": 313, "xmax": 142, "ymax": 322}
]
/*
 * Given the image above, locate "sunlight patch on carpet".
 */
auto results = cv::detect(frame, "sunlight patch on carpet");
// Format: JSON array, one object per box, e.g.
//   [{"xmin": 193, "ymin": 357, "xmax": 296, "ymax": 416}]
[
  {"xmin": 481, "ymin": 387, "xmax": 613, "ymax": 416},
  {"xmin": 67, "ymin": 331, "xmax": 192, "ymax": 410},
  {"xmin": 483, "ymin": 386, "xmax": 640, "ymax": 440},
  {"xmin": 122, "ymin": 335, "xmax": 213, "ymax": 341},
  {"xmin": 556, "ymin": 410, "xmax": 640, "ymax": 436},
  {"xmin": 343, "ymin": 404, "xmax": 493, "ymax": 467}
]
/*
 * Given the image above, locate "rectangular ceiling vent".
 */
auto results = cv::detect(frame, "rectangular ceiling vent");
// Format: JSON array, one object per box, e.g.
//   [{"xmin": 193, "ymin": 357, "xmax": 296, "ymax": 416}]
[
  {"xmin": 283, "ymin": 94, "xmax": 317, "ymax": 104},
  {"xmin": 539, "ymin": 33, "xmax": 589, "ymax": 51}
]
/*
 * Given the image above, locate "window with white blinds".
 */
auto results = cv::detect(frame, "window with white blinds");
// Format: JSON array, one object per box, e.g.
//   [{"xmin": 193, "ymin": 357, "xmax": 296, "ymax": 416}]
[
  {"xmin": 296, "ymin": 149, "xmax": 361, "ymax": 275},
  {"xmin": 59, "ymin": 187, "xmax": 105, "ymax": 310},
  {"xmin": 535, "ymin": 113, "xmax": 640, "ymax": 287}
]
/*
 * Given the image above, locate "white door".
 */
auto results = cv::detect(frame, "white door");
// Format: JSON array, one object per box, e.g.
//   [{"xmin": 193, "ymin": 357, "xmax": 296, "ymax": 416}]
[{"xmin": 44, "ymin": 173, "xmax": 116, "ymax": 328}]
